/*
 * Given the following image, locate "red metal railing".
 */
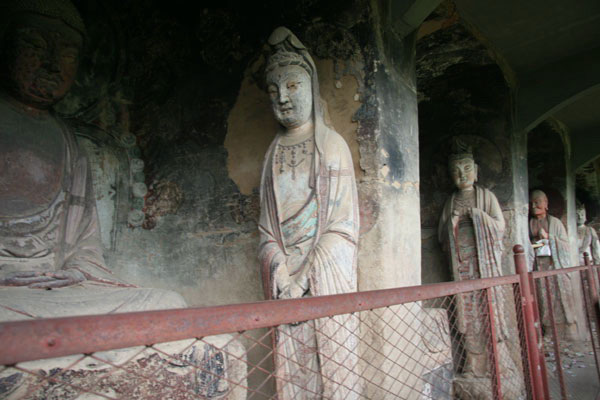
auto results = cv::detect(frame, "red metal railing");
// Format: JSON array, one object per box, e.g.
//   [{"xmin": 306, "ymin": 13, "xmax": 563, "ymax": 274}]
[{"xmin": 0, "ymin": 246, "xmax": 599, "ymax": 399}]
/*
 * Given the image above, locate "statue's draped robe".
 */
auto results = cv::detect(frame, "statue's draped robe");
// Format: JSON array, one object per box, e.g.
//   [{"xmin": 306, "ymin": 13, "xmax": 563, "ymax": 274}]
[
  {"xmin": 530, "ymin": 215, "xmax": 577, "ymax": 333},
  {"xmin": 578, "ymin": 225, "xmax": 600, "ymax": 265},
  {"xmin": 0, "ymin": 98, "xmax": 186, "ymax": 321},
  {"xmin": 438, "ymin": 186, "xmax": 511, "ymax": 377},
  {"xmin": 259, "ymin": 126, "xmax": 360, "ymax": 400}
]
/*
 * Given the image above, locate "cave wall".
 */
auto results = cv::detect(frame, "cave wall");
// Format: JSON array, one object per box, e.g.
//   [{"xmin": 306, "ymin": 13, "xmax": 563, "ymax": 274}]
[{"xmin": 528, "ymin": 120, "xmax": 569, "ymax": 225}]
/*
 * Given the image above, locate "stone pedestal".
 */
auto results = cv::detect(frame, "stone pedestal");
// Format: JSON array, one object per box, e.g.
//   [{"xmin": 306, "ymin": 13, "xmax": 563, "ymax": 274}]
[{"xmin": 0, "ymin": 334, "xmax": 247, "ymax": 400}]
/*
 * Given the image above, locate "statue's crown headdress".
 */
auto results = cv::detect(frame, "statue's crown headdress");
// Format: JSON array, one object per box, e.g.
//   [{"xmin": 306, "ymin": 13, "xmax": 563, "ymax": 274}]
[
  {"xmin": 266, "ymin": 27, "xmax": 313, "ymax": 78},
  {"xmin": 1, "ymin": 0, "xmax": 86, "ymax": 38},
  {"xmin": 448, "ymin": 137, "xmax": 474, "ymax": 163}
]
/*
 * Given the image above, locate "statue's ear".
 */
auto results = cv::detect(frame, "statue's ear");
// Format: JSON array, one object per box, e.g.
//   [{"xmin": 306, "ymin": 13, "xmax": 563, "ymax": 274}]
[{"xmin": 474, "ymin": 163, "xmax": 479, "ymax": 182}]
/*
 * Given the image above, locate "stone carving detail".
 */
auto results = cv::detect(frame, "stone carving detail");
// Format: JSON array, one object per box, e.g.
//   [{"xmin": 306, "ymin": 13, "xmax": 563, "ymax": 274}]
[
  {"xmin": 69, "ymin": 123, "xmax": 149, "ymax": 235},
  {"xmin": 421, "ymin": 308, "xmax": 454, "ymax": 400},
  {"xmin": 438, "ymin": 139, "xmax": 522, "ymax": 399},
  {"xmin": 576, "ymin": 202, "xmax": 600, "ymax": 265},
  {"xmin": 0, "ymin": 1, "xmax": 245, "ymax": 397},
  {"xmin": 124, "ymin": 136, "xmax": 148, "ymax": 228},
  {"xmin": 0, "ymin": 335, "xmax": 247, "ymax": 399},
  {"xmin": 258, "ymin": 27, "xmax": 361, "ymax": 399},
  {"xmin": 529, "ymin": 190, "xmax": 579, "ymax": 340},
  {"xmin": 143, "ymin": 180, "xmax": 184, "ymax": 229}
]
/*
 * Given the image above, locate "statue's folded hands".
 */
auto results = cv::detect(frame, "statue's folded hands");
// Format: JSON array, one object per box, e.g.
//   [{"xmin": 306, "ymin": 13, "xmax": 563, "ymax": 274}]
[{"xmin": 0, "ymin": 269, "xmax": 86, "ymax": 289}]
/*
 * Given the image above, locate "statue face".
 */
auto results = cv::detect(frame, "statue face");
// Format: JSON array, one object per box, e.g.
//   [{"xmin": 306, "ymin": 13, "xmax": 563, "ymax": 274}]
[
  {"xmin": 449, "ymin": 158, "xmax": 477, "ymax": 190},
  {"xmin": 266, "ymin": 65, "xmax": 312, "ymax": 130},
  {"xmin": 530, "ymin": 193, "xmax": 548, "ymax": 217},
  {"xmin": 2, "ymin": 14, "xmax": 82, "ymax": 109},
  {"xmin": 577, "ymin": 207, "xmax": 586, "ymax": 225}
]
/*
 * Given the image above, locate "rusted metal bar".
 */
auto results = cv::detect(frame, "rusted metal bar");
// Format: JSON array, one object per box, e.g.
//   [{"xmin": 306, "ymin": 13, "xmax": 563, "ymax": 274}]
[
  {"xmin": 530, "ymin": 255, "xmax": 551, "ymax": 399},
  {"xmin": 485, "ymin": 287, "xmax": 502, "ymax": 400},
  {"xmin": 0, "ymin": 274, "xmax": 519, "ymax": 366},
  {"xmin": 585, "ymin": 253, "xmax": 600, "ymax": 311},
  {"xmin": 514, "ymin": 244, "xmax": 546, "ymax": 400},
  {"xmin": 543, "ymin": 276, "xmax": 567, "ymax": 400},
  {"xmin": 596, "ymin": 263, "xmax": 600, "ymax": 299},
  {"xmin": 584, "ymin": 253, "xmax": 600, "ymax": 381},
  {"xmin": 531, "ymin": 265, "xmax": 587, "ymax": 279},
  {"xmin": 595, "ymin": 265, "xmax": 600, "ymax": 329}
]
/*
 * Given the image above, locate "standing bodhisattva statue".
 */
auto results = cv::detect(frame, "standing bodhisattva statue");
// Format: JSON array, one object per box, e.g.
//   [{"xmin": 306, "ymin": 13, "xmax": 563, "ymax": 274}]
[
  {"xmin": 438, "ymin": 140, "xmax": 521, "ymax": 399},
  {"xmin": 258, "ymin": 27, "xmax": 360, "ymax": 399},
  {"xmin": 529, "ymin": 190, "xmax": 578, "ymax": 340},
  {"xmin": 577, "ymin": 203, "xmax": 600, "ymax": 265}
]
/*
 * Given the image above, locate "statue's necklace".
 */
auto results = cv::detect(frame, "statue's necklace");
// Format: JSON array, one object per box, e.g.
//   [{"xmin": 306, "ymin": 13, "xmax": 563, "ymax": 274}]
[
  {"xmin": 454, "ymin": 190, "xmax": 475, "ymax": 211},
  {"xmin": 275, "ymin": 137, "xmax": 313, "ymax": 180}
]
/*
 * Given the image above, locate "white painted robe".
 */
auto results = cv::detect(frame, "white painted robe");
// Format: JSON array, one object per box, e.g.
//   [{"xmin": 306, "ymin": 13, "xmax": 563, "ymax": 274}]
[
  {"xmin": 578, "ymin": 224, "xmax": 600, "ymax": 265},
  {"xmin": 258, "ymin": 124, "xmax": 360, "ymax": 400}
]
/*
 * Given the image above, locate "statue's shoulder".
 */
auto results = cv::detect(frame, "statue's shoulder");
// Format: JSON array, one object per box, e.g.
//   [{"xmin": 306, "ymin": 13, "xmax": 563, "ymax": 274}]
[
  {"xmin": 320, "ymin": 126, "xmax": 352, "ymax": 158},
  {"xmin": 547, "ymin": 214, "xmax": 567, "ymax": 231},
  {"xmin": 547, "ymin": 214, "xmax": 560, "ymax": 224},
  {"xmin": 475, "ymin": 185, "xmax": 492, "ymax": 194},
  {"xmin": 476, "ymin": 185, "xmax": 500, "ymax": 200}
]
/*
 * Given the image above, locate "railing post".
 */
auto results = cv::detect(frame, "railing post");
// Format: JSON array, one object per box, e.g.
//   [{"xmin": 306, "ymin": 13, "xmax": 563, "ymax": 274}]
[
  {"xmin": 543, "ymin": 276, "xmax": 567, "ymax": 399},
  {"xmin": 583, "ymin": 252, "xmax": 600, "ymax": 381},
  {"xmin": 514, "ymin": 244, "xmax": 546, "ymax": 400},
  {"xmin": 527, "ymin": 268, "xmax": 551, "ymax": 398},
  {"xmin": 585, "ymin": 252, "xmax": 600, "ymax": 310}
]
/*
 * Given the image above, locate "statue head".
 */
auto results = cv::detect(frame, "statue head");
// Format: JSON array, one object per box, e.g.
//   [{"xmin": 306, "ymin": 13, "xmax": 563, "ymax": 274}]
[
  {"xmin": 576, "ymin": 202, "xmax": 587, "ymax": 226},
  {"xmin": 265, "ymin": 27, "xmax": 319, "ymax": 131},
  {"xmin": 530, "ymin": 190, "xmax": 548, "ymax": 218},
  {"xmin": 0, "ymin": 0, "xmax": 85, "ymax": 110},
  {"xmin": 448, "ymin": 138, "xmax": 477, "ymax": 191}
]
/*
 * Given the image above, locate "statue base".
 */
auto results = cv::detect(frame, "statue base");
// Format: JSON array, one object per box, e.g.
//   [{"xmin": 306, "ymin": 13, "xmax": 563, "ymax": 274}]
[{"xmin": 0, "ymin": 334, "xmax": 247, "ymax": 400}]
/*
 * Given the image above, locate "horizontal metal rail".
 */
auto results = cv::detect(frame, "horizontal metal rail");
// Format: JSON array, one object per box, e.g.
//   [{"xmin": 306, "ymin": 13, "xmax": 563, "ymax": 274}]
[
  {"xmin": 0, "ymin": 274, "xmax": 519, "ymax": 366},
  {"xmin": 531, "ymin": 265, "xmax": 588, "ymax": 279}
]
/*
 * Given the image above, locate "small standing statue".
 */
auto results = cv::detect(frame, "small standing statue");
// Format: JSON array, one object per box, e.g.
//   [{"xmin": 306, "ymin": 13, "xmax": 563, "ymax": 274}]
[
  {"xmin": 438, "ymin": 139, "xmax": 519, "ymax": 399},
  {"xmin": 529, "ymin": 190, "xmax": 578, "ymax": 340},
  {"xmin": 576, "ymin": 202, "xmax": 600, "ymax": 265},
  {"xmin": 258, "ymin": 27, "xmax": 360, "ymax": 399}
]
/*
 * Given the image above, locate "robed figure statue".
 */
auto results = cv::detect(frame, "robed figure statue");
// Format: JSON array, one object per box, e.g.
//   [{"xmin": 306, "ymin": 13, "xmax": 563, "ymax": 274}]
[
  {"xmin": 529, "ymin": 190, "xmax": 579, "ymax": 341},
  {"xmin": 577, "ymin": 203, "xmax": 600, "ymax": 265},
  {"xmin": 258, "ymin": 27, "xmax": 360, "ymax": 399},
  {"xmin": 438, "ymin": 140, "xmax": 521, "ymax": 399}
]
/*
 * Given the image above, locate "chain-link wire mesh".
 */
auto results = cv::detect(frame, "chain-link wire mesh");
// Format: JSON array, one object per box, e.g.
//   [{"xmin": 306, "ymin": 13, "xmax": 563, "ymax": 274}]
[
  {"xmin": 512, "ymin": 282, "xmax": 534, "ymax": 399},
  {"xmin": 531, "ymin": 269, "xmax": 600, "ymax": 400},
  {"xmin": 0, "ymin": 334, "xmax": 249, "ymax": 399},
  {"xmin": 3, "ymin": 267, "xmax": 600, "ymax": 399},
  {"xmin": 0, "ymin": 287, "xmax": 532, "ymax": 399}
]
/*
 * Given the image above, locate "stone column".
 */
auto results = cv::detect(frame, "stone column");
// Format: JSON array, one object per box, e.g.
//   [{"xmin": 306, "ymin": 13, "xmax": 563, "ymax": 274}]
[
  {"xmin": 357, "ymin": 2, "xmax": 421, "ymax": 306},
  {"xmin": 508, "ymin": 127, "xmax": 532, "ymax": 271},
  {"xmin": 357, "ymin": 4, "xmax": 428, "ymax": 396}
]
